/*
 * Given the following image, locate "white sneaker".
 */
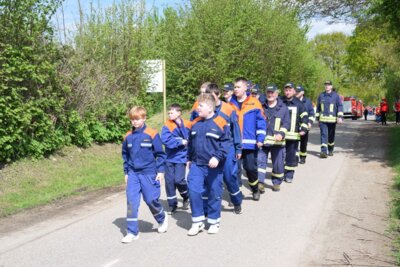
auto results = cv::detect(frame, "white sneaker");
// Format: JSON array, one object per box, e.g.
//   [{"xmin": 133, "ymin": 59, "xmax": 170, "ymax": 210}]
[
  {"xmin": 121, "ymin": 233, "xmax": 139, "ymax": 243},
  {"xmin": 187, "ymin": 222, "xmax": 205, "ymax": 236},
  {"xmin": 208, "ymin": 224, "xmax": 220, "ymax": 234},
  {"xmin": 158, "ymin": 212, "xmax": 168, "ymax": 233}
]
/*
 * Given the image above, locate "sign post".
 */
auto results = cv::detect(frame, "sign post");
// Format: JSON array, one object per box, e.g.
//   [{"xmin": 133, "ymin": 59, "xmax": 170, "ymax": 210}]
[
  {"xmin": 142, "ymin": 59, "xmax": 166, "ymax": 122},
  {"xmin": 162, "ymin": 60, "xmax": 166, "ymax": 122}
]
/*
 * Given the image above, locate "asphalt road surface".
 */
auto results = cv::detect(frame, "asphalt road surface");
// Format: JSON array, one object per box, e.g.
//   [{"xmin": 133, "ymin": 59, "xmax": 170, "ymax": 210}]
[{"xmin": 0, "ymin": 119, "xmax": 395, "ymax": 266}]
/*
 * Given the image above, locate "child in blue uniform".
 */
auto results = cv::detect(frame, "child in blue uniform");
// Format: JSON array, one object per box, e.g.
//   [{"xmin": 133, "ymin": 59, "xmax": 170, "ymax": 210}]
[
  {"xmin": 161, "ymin": 104, "xmax": 190, "ymax": 214},
  {"xmin": 187, "ymin": 94, "xmax": 230, "ymax": 236},
  {"xmin": 121, "ymin": 106, "xmax": 168, "ymax": 243}
]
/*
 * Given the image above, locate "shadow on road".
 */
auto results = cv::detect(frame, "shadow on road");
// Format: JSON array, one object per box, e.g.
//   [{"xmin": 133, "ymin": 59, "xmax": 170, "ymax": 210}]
[
  {"xmin": 307, "ymin": 120, "xmax": 393, "ymax": 166},
  {"xmin": 113, "ymin": 217, "xmax": 156, "ymax": 235}
]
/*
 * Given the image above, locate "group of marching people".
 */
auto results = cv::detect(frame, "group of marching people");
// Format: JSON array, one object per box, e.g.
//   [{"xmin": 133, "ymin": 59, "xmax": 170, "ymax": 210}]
[{"xmin": 120, "ymin": 77, "xmax": 343, "ymax": 243}]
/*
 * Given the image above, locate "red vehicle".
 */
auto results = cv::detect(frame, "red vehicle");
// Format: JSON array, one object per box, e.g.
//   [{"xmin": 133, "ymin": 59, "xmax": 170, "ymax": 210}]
[{"xmin": 342, "ymin": 96, "xmax": 364, "ymax": 120}]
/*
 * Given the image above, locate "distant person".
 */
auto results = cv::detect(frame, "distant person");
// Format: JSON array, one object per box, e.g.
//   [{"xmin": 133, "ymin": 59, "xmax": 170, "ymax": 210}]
[
  {"xmin": 364, "ymin": 107, "xmax": 368, "ymax": 120},
  {"xmin": 250, "ymin": 84, "xmax": 267, "ymax": 105},
  {"xmin": 190, "ymin": 81, "xmax": 211, "ymax": 121},
  {"xmin": 296, "ymin": 84, "xmax": 315, "ymax": 164},
  {"xmin": 380, "ymin": 98, "xmax": 388, "ymax": 125},
  {"xmin": 315, "ymin": 80, "xmax": 343, "ymax": 158},
  {"xmin": 161, "ymin": 104, "xmax": 190, "ymax": 215},
  {"xmin": 222, "ymin": 82, "xmax": 234, "ymax": 103},
  {"xmin": 394, "ymin": 98, "xmax": 400, "ymax": 125},
  {"xmin": 121, "ymin": 106, "xmax": 168, "ymax": 243}
]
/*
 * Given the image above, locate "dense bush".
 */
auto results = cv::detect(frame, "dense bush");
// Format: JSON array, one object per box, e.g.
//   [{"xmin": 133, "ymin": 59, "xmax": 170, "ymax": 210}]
[{"xmin": 0, "ymin": 0, "xmax": 334, "ymax": 163}]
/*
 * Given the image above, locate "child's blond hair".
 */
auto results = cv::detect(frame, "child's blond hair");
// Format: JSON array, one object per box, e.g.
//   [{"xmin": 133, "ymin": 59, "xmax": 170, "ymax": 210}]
[
  {"xmin": 128, "ymin": 106, "xmax": 147, "ymax": 120},
  {"xmin": 197, "ymin": 93, "xmax": 216, "ymax": 111}
]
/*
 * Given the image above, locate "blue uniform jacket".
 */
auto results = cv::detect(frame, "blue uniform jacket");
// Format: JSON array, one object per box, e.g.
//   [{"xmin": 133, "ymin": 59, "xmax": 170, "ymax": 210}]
[
  {"xmin": 215, "ymin": 101, "xmax": 242, "ymax": 156},
  {"xmin": 161, "ymin": 119, "xmax": 191, "ymax": 164},
  {"xmin": 230, "ymin": 95, "xmax": 267, "ymax": 150},
  {"xmin": 188, "ymin": 114, "xmax": 230, "ymax": 166},
  {"xmin": 281, "ymin": 96, "xmax": 309, "ymax": 141},
  {"xmin": 300, "ymin": 96, "xmax": 315, "ymax": 124},
  {"xmin": 122, "ymin": 125, "xmax": 166, "ymax": 175},
  {"xmin": 263, "ymin": 99, "xmax": 290, "ymax": 146},
  {"xmin": 316, "ymin": 91, "xmax": 344, "ymax": 123}
]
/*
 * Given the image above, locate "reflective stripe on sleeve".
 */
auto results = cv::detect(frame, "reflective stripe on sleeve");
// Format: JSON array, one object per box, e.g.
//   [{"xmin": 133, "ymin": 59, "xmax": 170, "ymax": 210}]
[{"xmin": 243, "ymin": 139, "xmax": 257, "ymax": 144}]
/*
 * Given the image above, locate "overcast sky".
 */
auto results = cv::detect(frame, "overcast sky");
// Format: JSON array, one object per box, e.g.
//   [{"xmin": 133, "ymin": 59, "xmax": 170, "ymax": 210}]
[{"xmin": 53, "ymin": 0, "xmax": 356, "ymax": 42}]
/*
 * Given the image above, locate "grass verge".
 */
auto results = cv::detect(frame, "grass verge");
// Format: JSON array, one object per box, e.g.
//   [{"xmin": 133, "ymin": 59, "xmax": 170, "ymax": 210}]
[
  {"xmin": 0, "ymin": 110, "xmax": 190, "ymax": 217},
  {"xmin": 389, "ymin": 126, "xmax": 400, "ymax": 265}
]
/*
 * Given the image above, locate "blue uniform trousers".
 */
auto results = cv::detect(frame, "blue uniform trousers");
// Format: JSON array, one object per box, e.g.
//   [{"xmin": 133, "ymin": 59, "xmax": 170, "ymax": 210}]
[
  {"xmin": 222, "ymin": 147, "xmax": 242, "ymax": 205},
  {"xmin": 257, "ymin": 146, "xmax": 285, "ymax": 185},
  {"xmin": 299, "ymin": 131, "xmax": 309, "ymax": 158},
  {"xmin": 126, "ymin": 171, "xmax": 166, "ymax": 235},
  {"xmin": 319, "ymin": 122, "xmax": 336, "ymax": 153},
  {"xmin": 164, "ymin": 162, "xmax": 189, "ymax": 208},
  {"xmin": 237, "ymin": 149, "xmax": 259, "ymax": 192},
  {"xmin": 284, "ymin": 140, "xmax": 298, "ymax": 180},
  {"xmin": 188, "ymin": 163, "xmax": 223, "ymax": 225}
]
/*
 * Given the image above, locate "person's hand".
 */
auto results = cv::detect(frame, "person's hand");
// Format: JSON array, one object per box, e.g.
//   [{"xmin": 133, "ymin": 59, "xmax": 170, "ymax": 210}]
[
  {"xmin": 236, "ymin": 153, "xmax": 242, "ymax": 160},
  {"xmin": 299, "ymin": 131, "xmax": 306, "ymax": 136},
  {"xmin": 257, "ymin": 142, "xmax": 263, "ymax": 148},
  {"xmin": 156, "ymin": 173, "xmax": 164, "ymax": 183},
  {"xmin": 208, "ymin": 157, "xmax": 219, "ymax": 168},
  {"xmin": 275, "ymin": 134, "xmax": 283, "ymax": 141},
  {"xmin": 182, "ymin": 139, "xmax": 188, "ymax": 146},
  {"xmin": 124, "ymin": 174, "xmax": 128, "ymax": 186},
  {"xmin": 337, "ymin": 118, "xmax": 343, "ymax": 124}
]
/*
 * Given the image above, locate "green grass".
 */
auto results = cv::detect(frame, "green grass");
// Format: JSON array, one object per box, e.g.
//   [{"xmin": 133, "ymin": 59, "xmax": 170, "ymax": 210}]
[
  {"xmin": 0, "ymin": 110, "xmax": 190, "ymax": 217},
  {"xmin": 389, "ymin": 126, "xmax": 400, "ymax": 264}
]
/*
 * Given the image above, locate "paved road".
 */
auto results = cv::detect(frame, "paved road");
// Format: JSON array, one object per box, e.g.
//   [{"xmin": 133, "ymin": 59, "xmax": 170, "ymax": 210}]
[{"xmin": 0, "ymin": 120, "xmax": 393, "ymax": 266}]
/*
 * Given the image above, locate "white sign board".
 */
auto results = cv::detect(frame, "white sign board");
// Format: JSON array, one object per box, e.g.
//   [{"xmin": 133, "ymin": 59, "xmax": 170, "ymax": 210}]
[{"xmin": 142, "ymin": 60, "xmax": 164, "ymax": 93}]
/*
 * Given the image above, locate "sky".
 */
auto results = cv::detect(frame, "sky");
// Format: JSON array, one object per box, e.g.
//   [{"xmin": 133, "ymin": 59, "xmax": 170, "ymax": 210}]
[{"xmin": 53, "ymin": 0, "xmax": 356, "ymax": 42}]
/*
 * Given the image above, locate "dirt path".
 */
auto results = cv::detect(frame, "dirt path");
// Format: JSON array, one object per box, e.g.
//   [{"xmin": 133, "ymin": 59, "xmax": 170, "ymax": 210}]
[
  {"xmin": 0, "ymin": 120, "xmax": 396, "ymax": 267},
  {"xmin": 302, "ymin": 120, "xmax": 396, "ymax": 266}
]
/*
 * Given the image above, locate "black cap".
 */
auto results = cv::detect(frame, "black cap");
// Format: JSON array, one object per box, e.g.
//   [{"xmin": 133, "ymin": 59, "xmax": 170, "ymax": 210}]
[
  {"xmin": 324, "ymin": 80, "xmax": 332, "ymax": 85},
  {"xmin": 223, "ymin": 82, "xmax": 234, "ymax": 91},
  {"xmin": 265, "ymin": 83, "xmax": 278, "ymax": 92},
  {"xmin": 296, "ymin": 85, "xmax": 305, "ymax": 92},
  {"xmin": 284, "ymin": 82, "xmax": 294, "ymax": 88}
]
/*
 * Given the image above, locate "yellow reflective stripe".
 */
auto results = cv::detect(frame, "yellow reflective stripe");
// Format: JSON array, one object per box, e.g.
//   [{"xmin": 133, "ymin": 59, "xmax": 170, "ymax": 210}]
[
  {"xmin": 285, "ymin": 166, "xmax": 295, "ymax": 171},
  {"xmin": 299, "ymin": 152, "xmax": 307, "ymax": 156},
  {"xmin": 280, "ymin": 127, "xmax": 288, "ymax": 133},
  {"xmin": 309, "ymin": 117, "xmax": 315, "ymax": 122},
  {"xmin": 271, "ymin": 172, "xmax": 284, "ymax": 178},
  {"xmin": 248, "ymin": 180, "xmax": 258, "ymax": 186},
  {"xmin": 264, "ymin": 136, "xmax": 285, "ymax": 145},
  {"xmin": 301, "ymin": 123, "xmax": 308, "ymax": 129},
  {"xmin": 285, "ymin": 132, "xmax": 300, "ymax": 140},
  {"xmin": 337, "ymin": 112, "xmax": 344, "ymax": 116},
  {"xmin": 321, "ymin": 143, "xmax": 328, "ymax": 147},
  {"xmin": 321, "ymin": 104, "xmax": 324, "ymax": 112},
  {"xmin": 315, "ymin": 113, "xmax": 320, "ymax": 117},
  {"xmin": 258, "ymin": 168, "xmax": 267, "ymax": 173},
  {"xmin": 329, "ymin": 104, "xmax": 334, "ymax": 112},
  {"xmin": 328, "ymin": 142, "xmax": 335, "ymax": 146},
  {"xmin": 274, "ymin": 118, "xmax": 281, "ymax": 131},
  {"xmin": 300, "ymin": 112, "xmax": 308, "ymax": 118},
  {"xmin": 319, "ymin": 115, "xmax": 337, "ymax": 123},
  {"xmin": 288, "ymin": 107, "xmax": 297, "ymax": 133}
]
